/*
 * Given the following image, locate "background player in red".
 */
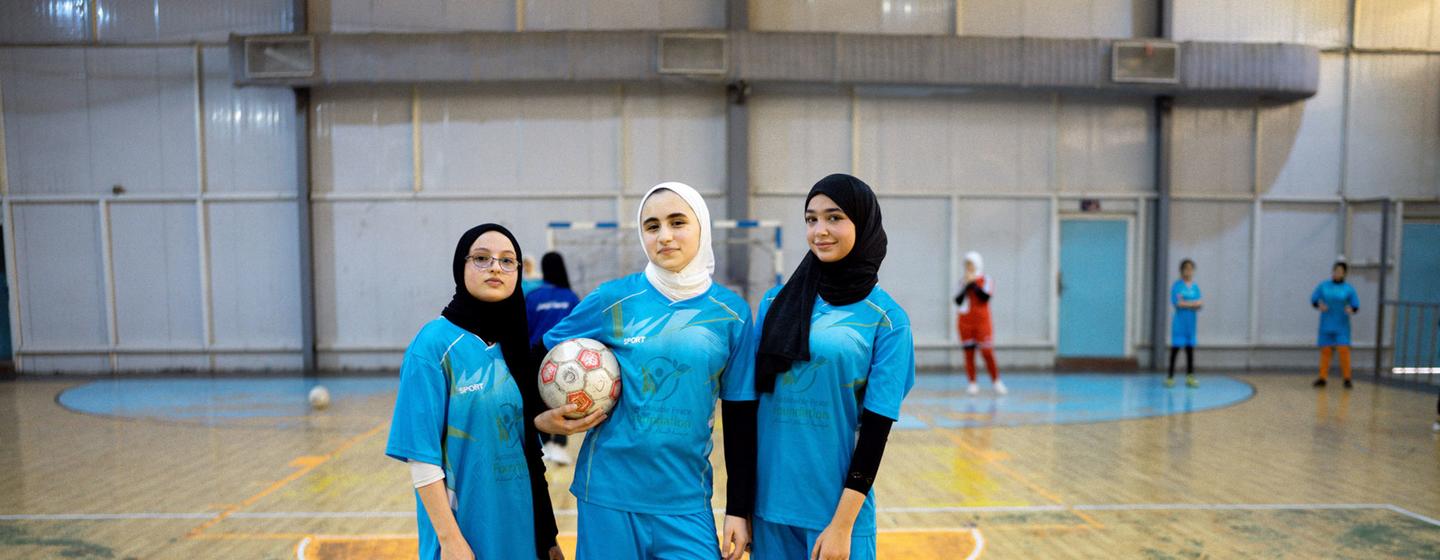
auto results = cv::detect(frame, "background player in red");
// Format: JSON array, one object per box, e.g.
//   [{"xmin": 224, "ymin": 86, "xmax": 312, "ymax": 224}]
[{"xmin": 955, "ymin": 251, "xmax": 1005, "ymax": 396}]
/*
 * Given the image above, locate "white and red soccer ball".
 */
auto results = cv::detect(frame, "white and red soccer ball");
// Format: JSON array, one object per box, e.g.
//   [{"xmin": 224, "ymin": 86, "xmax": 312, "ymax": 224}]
[{"xmin": 538, "ymin": 338, "xmax": 622, "ymax": 419}]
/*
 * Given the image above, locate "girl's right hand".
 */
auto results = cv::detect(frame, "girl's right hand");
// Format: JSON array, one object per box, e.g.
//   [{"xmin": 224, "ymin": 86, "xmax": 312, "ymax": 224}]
[
  {"xmin": 535, "ymin": 404, "xmax": 608, "ymax": 435},
  {"xmin": 440, "ymin": 534, "xmax": 475, "ymax": 560},
  {"xmin": 1317, "ymin": 301, "xmax": 1329, "ymax": 312}
]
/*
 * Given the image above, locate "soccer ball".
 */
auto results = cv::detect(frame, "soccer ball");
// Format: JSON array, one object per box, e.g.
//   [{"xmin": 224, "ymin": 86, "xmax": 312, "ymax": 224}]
[
  {"xmin": 538, "ymin": 338, "xmax": 622, "ymax": 419},
  {"xmin": 308, "ymin": 385, "xmax": 330, "ymax": 410}
]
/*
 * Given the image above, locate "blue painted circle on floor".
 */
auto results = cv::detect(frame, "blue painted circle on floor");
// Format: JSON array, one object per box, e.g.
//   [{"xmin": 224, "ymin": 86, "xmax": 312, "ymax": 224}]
[
  {"xmin": 895, "ymin": 373, "xmax": 1255, "ymax": 430},
  {"xmin": 57, "ymin": 377, "xmax": 395, "ymax": 427}
]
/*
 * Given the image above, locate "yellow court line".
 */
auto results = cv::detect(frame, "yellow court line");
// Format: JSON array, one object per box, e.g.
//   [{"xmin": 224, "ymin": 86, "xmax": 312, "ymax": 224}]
[
  {"xmin": 185, "ymin": 422, "xmax": 389, "ymax": 538},
  {"xmin": 914, "ymin": 413, "xmax": 1104, "ymax": 529}
]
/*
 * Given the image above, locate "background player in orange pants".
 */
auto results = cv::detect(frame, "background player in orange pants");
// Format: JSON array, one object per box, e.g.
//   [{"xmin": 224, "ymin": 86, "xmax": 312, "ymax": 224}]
[{"xmin": 955, "ymin": 251, "xmax": 1005, "ymax": 396}]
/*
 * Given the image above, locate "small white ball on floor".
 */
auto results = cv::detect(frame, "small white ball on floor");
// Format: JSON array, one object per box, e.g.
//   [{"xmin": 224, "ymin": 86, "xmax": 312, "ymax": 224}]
[{"xmin": 308, "ymin": 385, "xmax": 331, "ymax": 410}]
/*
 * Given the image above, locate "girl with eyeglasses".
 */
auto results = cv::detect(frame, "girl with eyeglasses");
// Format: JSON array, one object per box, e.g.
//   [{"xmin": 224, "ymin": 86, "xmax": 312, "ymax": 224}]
[{"xmin": 385, "ymin": 224, "xmax": 562, "ymax": 560}]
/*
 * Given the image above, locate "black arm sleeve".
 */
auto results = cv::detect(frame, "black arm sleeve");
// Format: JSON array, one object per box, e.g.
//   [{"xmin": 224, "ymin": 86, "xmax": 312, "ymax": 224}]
[
  {"xmin": 843, "ymin": 409, "xmax": 895, "ymax": 495},
  {"xmin": 953, "ymin": 287, "xmax": 968, "ymax": 306},
  {"xmin": 721, "ymin": 400, "xmax": 758, "ymax": 518},
  {"xmin": 973, "ymin": 284, "xmax": 991, "ymax": 303},
  {"xmin": 523, "ymin": 422, "xmax": 559, "ymax": 557},
  {"xmin": 519, "ymin": 344, "xmax": 559, "ymax": 557}
]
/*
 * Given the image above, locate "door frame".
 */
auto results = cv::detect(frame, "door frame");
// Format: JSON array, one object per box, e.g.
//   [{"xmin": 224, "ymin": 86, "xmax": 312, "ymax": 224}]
[{"xmin": 1057, "ymin": 213, "xmax": 1136, "ymax": 359}]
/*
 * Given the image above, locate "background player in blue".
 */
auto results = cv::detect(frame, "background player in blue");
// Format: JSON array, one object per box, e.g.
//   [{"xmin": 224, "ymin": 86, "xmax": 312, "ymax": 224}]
[
  {"xmin": 534, "ymin": 182, "xmax": 757, "ymax": 560},
  {"xmin": 526, "ymin": 251, "xmax": 582, "ymax": 465},
  {"xmin": 385, "ymin": 224, "xmax": 562, "ymax": 560},
  {"xmin": 1311, "ymin": 260, "xmax": 1360, "ymax": 389},
  {"xmin": 746, "ymin": 173, "xmax": 916, "ymax": 560},
  {"xmin": 1167, "ymin": 258, "xmax": 1203, "ymax": 388}
]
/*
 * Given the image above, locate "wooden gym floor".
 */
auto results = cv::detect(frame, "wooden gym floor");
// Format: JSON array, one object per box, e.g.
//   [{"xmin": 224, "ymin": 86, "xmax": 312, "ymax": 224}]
[{"xmin": 1, "ymin": 371, "xmax": 1437, "ymax": 559}]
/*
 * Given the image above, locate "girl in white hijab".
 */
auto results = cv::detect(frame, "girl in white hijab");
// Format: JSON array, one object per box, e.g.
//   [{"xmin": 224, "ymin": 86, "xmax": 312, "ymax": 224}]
[{"xmin": 535, "ymin": 182, "xmax": 759, "ymax": 560}]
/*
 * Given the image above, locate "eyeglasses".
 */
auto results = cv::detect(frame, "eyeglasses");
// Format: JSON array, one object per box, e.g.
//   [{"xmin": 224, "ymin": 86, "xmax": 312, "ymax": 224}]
[{"xmin": 466, "ymin": 255, "xmax": 519, "ymax": 273}]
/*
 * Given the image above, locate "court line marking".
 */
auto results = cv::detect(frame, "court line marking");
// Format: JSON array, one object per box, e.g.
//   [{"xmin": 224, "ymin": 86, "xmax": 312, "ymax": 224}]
[
  {"xmin": 184, "ymin": 421, "xmax": 389, "ymax": 538},
  {"xmin": 1385, "ymin": 505, "xmax": 1440, "ymax": 528},
  {"xmin": 12, "ymin": 503, "xmax": 1433, "ymax": 522},
  {"xmin": 968, "ymin": 527, "xmax": 985, "ymax": 560}
]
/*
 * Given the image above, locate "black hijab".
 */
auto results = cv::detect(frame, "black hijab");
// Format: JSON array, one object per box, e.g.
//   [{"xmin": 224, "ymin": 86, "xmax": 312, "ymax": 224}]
[
  {"xmin": 541, "ymin": 252, "xmax": 571, "ymax": 290},
  {"xmin": 756, "ymin": 174, "xmax": 887, "ymax": 393},
  {"xmin": 440, "ymin": 224, "xmax": 535, "ymax": 384}
]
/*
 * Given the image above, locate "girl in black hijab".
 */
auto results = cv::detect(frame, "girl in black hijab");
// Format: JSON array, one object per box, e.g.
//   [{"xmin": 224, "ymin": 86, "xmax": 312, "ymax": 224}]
[
  {"xmin": 385, "ymin": 224, "xmax": 562, "ymax": 560},
  {"xmin": 743, "ymin": 174, "xmax": 916, "ymax": 560}
]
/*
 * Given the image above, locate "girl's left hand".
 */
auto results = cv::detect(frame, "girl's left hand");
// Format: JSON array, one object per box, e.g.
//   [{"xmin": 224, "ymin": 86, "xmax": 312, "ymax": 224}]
[
  {"xmin": 810, "ymin": 524, "xmax": 851, "ymax": 560},
  {"xmin": 547, "ymin": 545, "xmax": 564, "ymax": 560},
  {"xmin": 721, "ymin": 515, "xmax": 750, "ymax": 560}
]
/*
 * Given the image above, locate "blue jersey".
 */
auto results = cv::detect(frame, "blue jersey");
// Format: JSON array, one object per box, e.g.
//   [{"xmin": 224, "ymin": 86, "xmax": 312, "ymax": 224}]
[
  {"xmin": 1311, "ymin": 280, "xmax": 1360, "ymax": 346},
  {"xmin": 385, "ymin": 318, "xmax": 535, "ymax": 560},
  {"xmin": 527, "ymin": 283, "xmax": 580, "ymax": 346},
  {"xmin": 739, "ymin": 286, "xmax": 915, "ymax": 536},
  {"xmin": 543, "ymin": 273, "xmax": 756, "ymax": 515},
  {"xmin": 1170, "ymin": 280, "xmax": 1201, "ymax": 347}
]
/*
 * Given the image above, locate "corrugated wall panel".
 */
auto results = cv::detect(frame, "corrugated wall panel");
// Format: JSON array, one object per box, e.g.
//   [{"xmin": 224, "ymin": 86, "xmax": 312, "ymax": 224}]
[{"xmin": 1345, "ymin": 54, "xmax": 1440, "ymax": 199}]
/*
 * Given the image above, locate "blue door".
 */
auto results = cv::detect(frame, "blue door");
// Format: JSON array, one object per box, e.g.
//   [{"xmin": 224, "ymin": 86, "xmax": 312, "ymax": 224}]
[
  {"xmin": 1396, "ymin": 222, "xmax": 1440, "ymax": 368},
  {"xmin": 1059, "ymin": 219, "xmax": 1128, "ymax": 357}
]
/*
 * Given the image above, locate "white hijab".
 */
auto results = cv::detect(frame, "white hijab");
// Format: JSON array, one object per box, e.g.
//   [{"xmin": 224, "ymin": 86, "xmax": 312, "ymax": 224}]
[
  {"xmin": 638, "ymin": 182, "xmax": 715, "ymax": 302},
  {"xmin": 964, "ymin": 251, "xmax": 984, "ymax": 276}
]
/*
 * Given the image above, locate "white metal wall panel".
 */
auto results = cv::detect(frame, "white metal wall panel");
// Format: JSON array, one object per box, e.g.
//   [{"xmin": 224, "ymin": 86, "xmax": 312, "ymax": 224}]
[
  {"xmin": 109, "ymin": 203, "xmax": 203, "ymax": 349},
  {"xmin": 25, "ymin": 356, "xmax": 110, "ymax": 373},
  {"xmin": 1257, "ymin": 203, "xmax": 1342, "ymax": 345},
  {"xmin": 202, "ymin": 47, "xmax": 298, "ymax": 194},
  {"xmin": 622, "ymin": 85, "xmax": 726, "ymax": 195},
  {"xmin": 13, "ymin": 204, "xmax": 109, "ymax": 350},
  {"xmin": 751, "ymin": 0, "xmax": 953, "ymax": 34},
  {"xmin": 312, "ymin": 87, "xmax": 414, "ymax": 194},
  {"xmin": 311, "ymin": 0, "xmax": 513, "ymax": 32},
  {"xmin": 1171, "ymin": 102, "xmax": 1255, "ymax": 195},
  {"xmin": 858, "ymin": 92, "xmax": 1054, "ymax": 193},
  {"xmin": 0, "ymin": 0, "xmax": 91, "ymax": 44},
  {"xmin": 958, "ymin": 0, "xmax": 1151, "ymax": 38},
  {"xmin": 207, "ymin": 202, "xmax": 303, "ymax": 349},
  {"xmin": 1355, "ymin": 0, "xmax": 1440, "ymax": 50},
  {"xmin": 419, "ymin": 85, "xmax": 620, "ymax": 195},
  {"xmin": 95, "ymin": 0, "xmax": 295, "ymax": 42},
  {"xmin": 1057, "ymin": 96, "xmax": 1155, "ymax": 192},
  {"xmin": 526, "ymin": 0, "xmax": 724, "ymax": 30},
  {"xmin": 312, "ymin": 198, "xmax": 615, "ymax": 357},
  {"xmin": 85, "ymin": 48, "xmax": 199, "ymax": 196},
  {"xmin": 1260, "ymin": 53, "xmax": 1344, "ymax": 199},
  {"xmin": 1173, "ymin": 0, "xmax": 1348, "ymax": 47},
  {"xmin": 1169, "ymin": 201, "xmax": 1252, "ymax": 345},
  {"xmin": 1345, "ymin": 54, "xmax": 1440, "ymax": 200},
  {"xmin": 954, "ymin": 198, "xmax": 1051, "ymax": 344},
  {"xmin": 0, "ymin": 48, "xmax": 93, "ymax": 196},
  {"xmin": 750, "ymin": 92, "xmax": 853, "ymax": 195},
  {"xmin": 115, "ymin": 355, "xmax": 210, "ymax": 371},
  {"xmin": 876, "ymin": 197, "xmax": 950, "ymax": 344}
]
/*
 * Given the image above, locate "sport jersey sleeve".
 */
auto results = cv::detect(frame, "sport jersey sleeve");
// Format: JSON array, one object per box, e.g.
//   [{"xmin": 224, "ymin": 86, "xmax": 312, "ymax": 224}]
[
  {"xmin": 1311, "ymin": 283, "xmax": 1323, "ymax": 308},
  {"xmin": 385, "ymin": 340, "xmax": 448, "ymax": 466},
  {"xmin": 1171, "ymin": 281, "xmax": 1183, "ymax": 307},
  {"xmin": 720, "ymin": 309, "xmax": 758, "ymax": 402},
  {"xmin": 862, "ymin": 307, "xmax": 915, "ymax": 421},
  {"xmin": 542, "ymin": 286, "xmax": 611, "ymax": 349},
  {"xmin": 1346, "ymin": 285, "xmax": 1360, "ymax": 311},
  {"xmin": 973, "ymin": 279, "xmax": 992, "ymax": 303}
]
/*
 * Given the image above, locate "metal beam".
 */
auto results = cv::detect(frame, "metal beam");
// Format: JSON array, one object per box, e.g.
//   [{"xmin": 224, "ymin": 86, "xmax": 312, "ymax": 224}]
[{"xmin": 234, "ymin": 31, "xmax": 1321, "ymax": 101}]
